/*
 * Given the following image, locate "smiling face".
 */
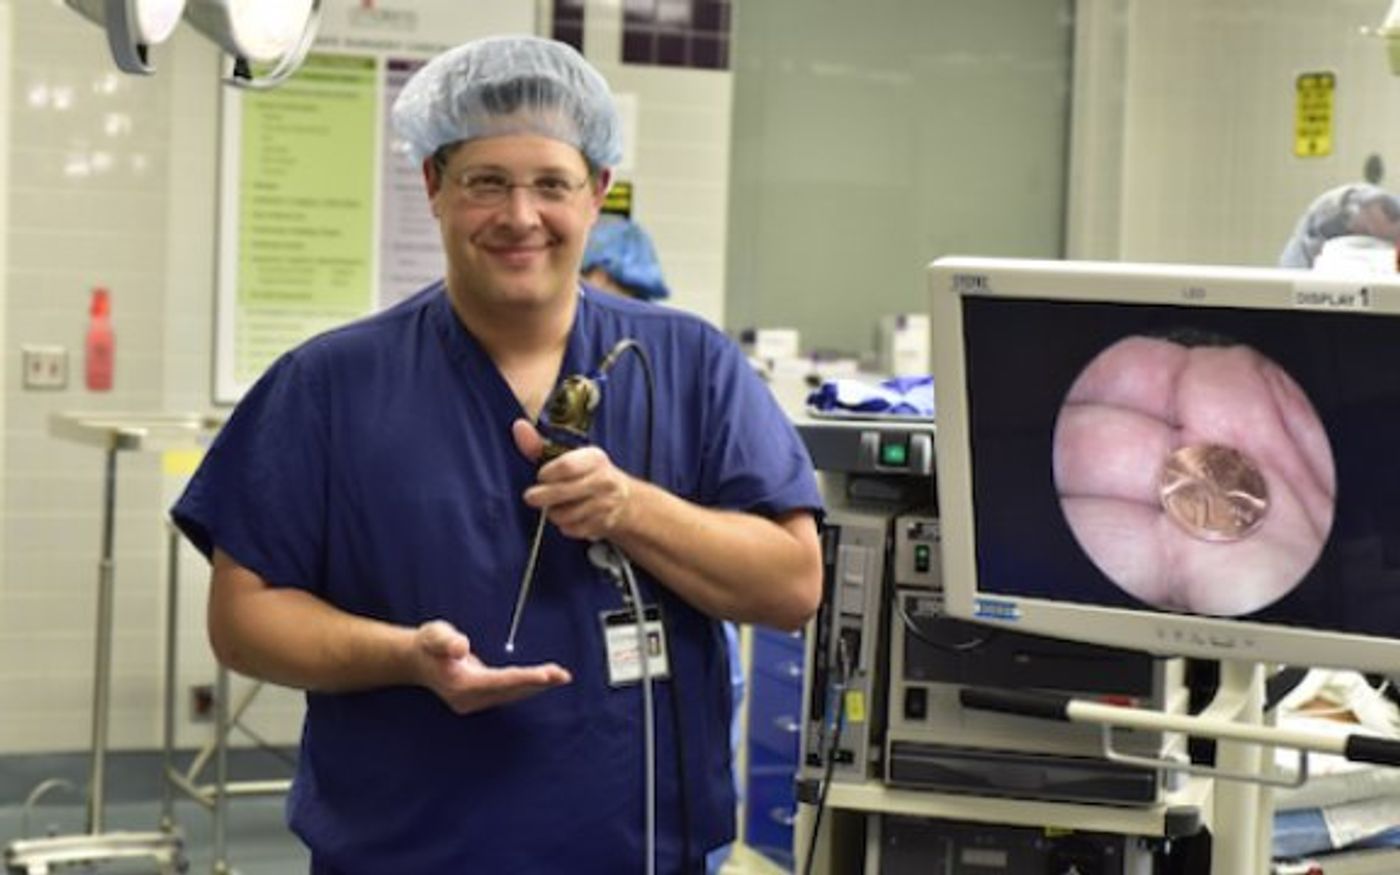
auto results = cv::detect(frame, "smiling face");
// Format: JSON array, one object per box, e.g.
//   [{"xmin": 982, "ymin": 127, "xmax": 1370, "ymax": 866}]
[{"xmin": 427, "ymin": 134, "xmax": 607, "ymax": 322}]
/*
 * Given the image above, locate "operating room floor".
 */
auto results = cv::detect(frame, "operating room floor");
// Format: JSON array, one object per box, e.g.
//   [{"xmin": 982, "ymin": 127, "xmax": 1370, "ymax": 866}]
[
  {"xmin": 0, "ymin": 796, "xmax": 306, "ymax": 874},
  {"xmin": 0, "ymin": 799, "xmax": 767, "ymax": 874},
  {"xmin": 0, "ymin": 751, "xmax": 765, "ymax": 874},
  {"xmin": 0, "ymin": 746, "xmax": 304, "ymax": 873}
]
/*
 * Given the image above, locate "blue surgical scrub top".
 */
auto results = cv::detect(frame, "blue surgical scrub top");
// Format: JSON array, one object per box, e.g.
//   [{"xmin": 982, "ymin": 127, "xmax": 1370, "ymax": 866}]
[{"xmin": 172, "ymin": 283, "xmax": 822, "ymax": 874}]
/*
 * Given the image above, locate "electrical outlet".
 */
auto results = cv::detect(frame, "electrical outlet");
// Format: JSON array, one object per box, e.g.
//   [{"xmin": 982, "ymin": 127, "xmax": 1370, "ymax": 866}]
[
  {"xmin": 189, "ymin": 684, "xmax": 216, "ymax": 723},
  {"xmin": 20, "ymin": 345, "xmax": 68, "ymax": 390}
]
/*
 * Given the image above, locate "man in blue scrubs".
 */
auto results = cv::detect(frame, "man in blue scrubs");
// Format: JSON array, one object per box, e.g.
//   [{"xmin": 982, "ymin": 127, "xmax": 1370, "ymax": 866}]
[{"xmin": 172, "ymin": 35, "xmax": 823, "ymax": 874}]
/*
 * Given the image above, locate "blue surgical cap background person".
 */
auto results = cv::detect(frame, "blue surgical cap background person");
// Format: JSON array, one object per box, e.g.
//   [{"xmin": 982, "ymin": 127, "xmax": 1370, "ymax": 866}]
[
  {"xmin": 582, "ymin": 214, "xmax": 672, "ymax": 300},
  {"xmin": 1279, "ymin": 182, "xmax": 1400, "ymax": 268},
  {"xmin": 170, "ymin": 33, "xmax": 823, "ymax": 875}
]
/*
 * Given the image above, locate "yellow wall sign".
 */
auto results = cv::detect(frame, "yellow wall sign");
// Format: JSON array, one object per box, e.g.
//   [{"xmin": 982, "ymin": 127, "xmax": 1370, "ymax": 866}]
[
  {"xmin": 602, "ymin": 179, "xmax": 634, "ymax": 217},
  {"xmin": 1294, "ymin": 71, "xmax": 1334, "ymax": 158}
]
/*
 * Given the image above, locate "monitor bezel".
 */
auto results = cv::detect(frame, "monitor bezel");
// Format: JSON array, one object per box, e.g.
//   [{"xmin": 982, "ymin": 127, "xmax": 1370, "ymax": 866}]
[{"xmin": 931, "ymin": 255, "xmax": 1400, "ymax": 673}]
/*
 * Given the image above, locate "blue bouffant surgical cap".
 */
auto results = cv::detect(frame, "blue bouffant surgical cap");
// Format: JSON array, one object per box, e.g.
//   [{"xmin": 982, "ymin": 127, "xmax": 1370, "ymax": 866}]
[
  {"xmin": 391, "ymin": 35, "xmax": 623, "ymax": 170},
  {"xmin": 582, "ymin": 216, "xmax": 670, "ymax": 300},
  {"xmin": 1279, "ymin": 183, "xmax": 1400, "ymax": 268}
]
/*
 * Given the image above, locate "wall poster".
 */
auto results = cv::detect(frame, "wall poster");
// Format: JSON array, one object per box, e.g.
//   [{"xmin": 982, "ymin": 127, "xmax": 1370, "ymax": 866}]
[{"xmin": 214, "ymin": 0, "xmax": 535, "ymax": 403}]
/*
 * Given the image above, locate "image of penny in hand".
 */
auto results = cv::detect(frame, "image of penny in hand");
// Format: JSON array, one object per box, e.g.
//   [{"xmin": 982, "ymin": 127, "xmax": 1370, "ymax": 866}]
[{"xmin": 1052, "ymin": 334, "xmax": 1336, "ymax": 617}]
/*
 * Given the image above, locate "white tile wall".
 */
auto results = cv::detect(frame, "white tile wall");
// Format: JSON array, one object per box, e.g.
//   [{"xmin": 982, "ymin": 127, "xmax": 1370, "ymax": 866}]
[
  {"xmin": 0, "ymin": 0, "xmax": 267, "ymax": 755},
  {"xmin": 160, "ymin": 30, "xmax": 220, "ymax": 414},
  {"xmin": 0, "ymin": 2, "xmax": 10, "ymax": 587},
  {"xmin": 1071, "ymin": 0, "xmax": 1400, "ymax": 266},
  {"xmin": 585, "ymin": 0, "xmax": 733, "ymax": 326},
  {"xmin": 602, "ymin": 63, "xmax": 732, "ymax": 326}
]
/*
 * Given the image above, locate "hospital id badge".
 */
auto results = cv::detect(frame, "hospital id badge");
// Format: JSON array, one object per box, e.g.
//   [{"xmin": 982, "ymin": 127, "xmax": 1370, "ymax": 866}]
[{"xmin": 600, "ymin": 605, "xmax": 671, "ymax": 687}]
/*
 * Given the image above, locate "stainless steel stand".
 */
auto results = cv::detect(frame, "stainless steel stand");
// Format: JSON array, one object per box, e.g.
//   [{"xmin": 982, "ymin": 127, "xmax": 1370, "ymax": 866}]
[
  {"xmin": 4, "ymin": 414, "xmax": 220, "ymax": 875},
  {"xmin": 160, "ymin": 525, "xmax": 292, "ymax": 875},
  {"xmin": 30, "ymin": 412, "xmax": 293, "ymax": 875}
]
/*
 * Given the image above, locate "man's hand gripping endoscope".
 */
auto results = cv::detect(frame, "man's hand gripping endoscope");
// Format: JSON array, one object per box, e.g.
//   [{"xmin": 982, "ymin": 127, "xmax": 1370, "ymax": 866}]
[{"xmin": 503, "ymin": 374, "xmax": 602, "ymax": 654}]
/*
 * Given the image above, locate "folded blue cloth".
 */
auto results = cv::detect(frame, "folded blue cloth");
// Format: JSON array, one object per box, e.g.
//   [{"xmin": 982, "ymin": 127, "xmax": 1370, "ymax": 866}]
[
  {"xmin": 807, "ymin": 375, "xmax": 934, "ymax": 417},
  {"xmin": 1274, "ymin": 808, "xmax": 1336, "ymax": 858},
  {"xmin": 1273, "ymin": 808, "xmax": 1400, "ymax": 859}
]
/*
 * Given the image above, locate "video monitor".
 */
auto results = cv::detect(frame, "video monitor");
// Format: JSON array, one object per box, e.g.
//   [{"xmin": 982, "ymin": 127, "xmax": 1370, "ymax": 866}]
[{"xmin": 930, "ymin": 256, "xmax": 1400, "ymax": 673}]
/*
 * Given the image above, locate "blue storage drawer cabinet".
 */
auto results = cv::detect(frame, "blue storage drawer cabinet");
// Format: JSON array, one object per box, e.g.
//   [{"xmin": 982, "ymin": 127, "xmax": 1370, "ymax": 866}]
[{"xmin": 745, "ymin": 626, "xmax": 805, "ymax": 870}]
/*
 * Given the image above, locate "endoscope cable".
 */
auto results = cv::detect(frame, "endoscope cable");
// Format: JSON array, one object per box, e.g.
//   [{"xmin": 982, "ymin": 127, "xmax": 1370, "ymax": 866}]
[
  {"xmin": 596, "ymin": 339, "xmax": 703, "ymax": 873},
  {"xmin": 598, "ymin": 340, "xmax": 689, "ymax": 875},
  {"xmin": 599, "ymin": 342, "xmax": 698, "ymax": 873},
  {"xmin": 506, "ymin": 336, "xmax": 692, "ymax": 875},
  {"xmin": 590, "ymin": 338, "xmax": 654, "ymax": 479},
  {"xmin": 621, "ymin": 550, "xmax": 657, "ymax": 875},
  {"xmin": 595, "ymin": 339, "xmax": 700, "ymax": 874},
  {"xmin": 592, "ymin": 541, "xmax": 657, "ymax": 875}
]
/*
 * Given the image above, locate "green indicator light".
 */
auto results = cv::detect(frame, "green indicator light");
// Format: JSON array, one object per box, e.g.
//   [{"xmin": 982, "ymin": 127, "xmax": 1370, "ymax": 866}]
[
  {"xmin": 881, "ymin": 442, "xmax": 908, "ymax": 466},
  {"xmin": 914, "ymin": 544, "xmax": 931, "ymax": 572}
]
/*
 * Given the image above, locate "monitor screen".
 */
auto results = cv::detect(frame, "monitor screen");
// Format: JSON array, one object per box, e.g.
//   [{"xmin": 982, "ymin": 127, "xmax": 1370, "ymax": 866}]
[{"xmin": 930, "ymin": 256, "xmax": 1400, "ymax": 673}]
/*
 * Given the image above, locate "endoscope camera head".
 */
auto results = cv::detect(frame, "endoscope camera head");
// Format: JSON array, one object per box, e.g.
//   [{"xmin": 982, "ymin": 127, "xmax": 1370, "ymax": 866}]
[{"xmin": 539, "ymin": 374, "xmax": 602, "ymax": 462}]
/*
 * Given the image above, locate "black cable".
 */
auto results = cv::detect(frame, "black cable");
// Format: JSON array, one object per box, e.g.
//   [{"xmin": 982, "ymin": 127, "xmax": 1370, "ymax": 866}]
[
  {"xmin": 596, "ymin": 338, "xmax": 654, "ymax": 481},
  {"xmin": 664, "ymin": 612, "xmax": 697, "ymax": 874},
  {"xmin": 856, "ymin": 498, "xmax": 991, "ymax": 655},
  {"xmin": 800, "ymin": 637, "xmax": 852, "ymax": 875},
  {"xmin": 801, "ymin": 708, "xmax": 845, "ymax": 875},
  {"xmin": 876, "ymin": 513, "xmax": 993, "ymax": 655},
  {"xmin": 892, "ymin": 589, "xmax": 994, "ymax": 654}
]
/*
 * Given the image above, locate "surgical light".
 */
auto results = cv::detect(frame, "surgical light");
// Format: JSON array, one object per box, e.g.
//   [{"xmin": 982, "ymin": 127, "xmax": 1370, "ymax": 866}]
[
  {"xmin": 65, "ymin": 0, "xmax": 188, "ymax": 75},
  {"xmin": 1361, "ymin": 0, "xmax": 1400, "ymax": 74},
  {"xmin": 1383, "ymin": 0, "xmax": 1400, "ymax": 75},
  {"xmin": 183, "ymin": 0, "xmax": 321, "ymax": 90},
  {"xmin": 66, "ymin": 0, "xmax": 321, "ymax": 90}
]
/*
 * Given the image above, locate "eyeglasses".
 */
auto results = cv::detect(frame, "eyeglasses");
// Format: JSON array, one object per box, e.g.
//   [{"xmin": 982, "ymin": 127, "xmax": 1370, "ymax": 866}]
[{"xmin": 449, "ymin": 171, "xmax": 591, "ymax": 206}]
